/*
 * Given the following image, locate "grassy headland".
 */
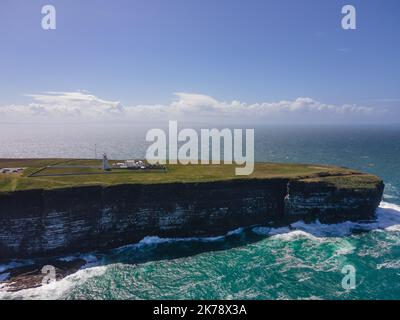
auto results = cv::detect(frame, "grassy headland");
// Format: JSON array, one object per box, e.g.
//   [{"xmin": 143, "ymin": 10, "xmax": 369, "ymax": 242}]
[{"xmin": 0, "ymin": 158, "xmax": 382, "ymax": 193}]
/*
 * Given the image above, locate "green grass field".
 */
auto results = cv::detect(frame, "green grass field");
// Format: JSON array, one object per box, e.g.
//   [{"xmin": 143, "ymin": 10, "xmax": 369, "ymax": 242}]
[{"xmin": 0, "ymin": 158, "xmax": 381, "ymax": 193}]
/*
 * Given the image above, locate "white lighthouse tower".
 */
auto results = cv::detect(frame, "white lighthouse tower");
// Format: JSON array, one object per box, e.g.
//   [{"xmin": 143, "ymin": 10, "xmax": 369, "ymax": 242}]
[{"xmin": 102, "ymin": 153, "xmax": 111, "ymax": 171}]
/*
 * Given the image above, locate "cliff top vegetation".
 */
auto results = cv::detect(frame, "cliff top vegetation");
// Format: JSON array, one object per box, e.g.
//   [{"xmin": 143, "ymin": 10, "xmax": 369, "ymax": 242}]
[{"xmin": 0, "ymin": 159, "xmax": 382, "ymax": 193}]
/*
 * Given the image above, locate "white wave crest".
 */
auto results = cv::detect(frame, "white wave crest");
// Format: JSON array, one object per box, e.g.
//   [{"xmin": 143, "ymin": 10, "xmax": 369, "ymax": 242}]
[
  {"xmin": 0, "ymin": 265, "xmax": 107, "ymax": 300},
  {"xmin": 252, "ymin": 226, "xmax": 291, "ymax": 236},
  {"xmin": 137, "ymin": 234, "xmax": 226, "ymax": 247},
  {"xmin": 384, "ymin": 194, "xmax": 398, "ymax": 200},
  {"xmin": 114, "ymin": 228, "xmax": 248, "ymax": 253},
  {"xmin": 375, "ymin": 202, "xmax": 400, "ymax": 230},
  {"xmin": 251, "ymin": 201, "xmax": 400, "ymax": 240},
  {"xmin": 376, "ymin": 260, "xmax": 400, "ymax": 270}
]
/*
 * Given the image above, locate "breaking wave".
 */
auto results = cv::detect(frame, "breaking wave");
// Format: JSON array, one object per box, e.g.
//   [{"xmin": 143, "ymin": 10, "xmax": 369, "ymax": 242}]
[
  {"xmin": 0, "ymin": 266, "xmax": 107, "ymax": 300},
  {"xmin": 252, "ymin": 202, "xmax": 400, "ymax": 239}
]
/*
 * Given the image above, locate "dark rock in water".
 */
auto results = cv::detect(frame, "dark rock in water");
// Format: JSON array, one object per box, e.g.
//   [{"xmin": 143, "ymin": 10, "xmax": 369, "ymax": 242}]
[
  {"xmin": 0, "ymin": 174, "xmax": 384, "ymax": 260},
  {"xmin": 1, "ymin": 258, "xmax": 86, "ymax": 292}
]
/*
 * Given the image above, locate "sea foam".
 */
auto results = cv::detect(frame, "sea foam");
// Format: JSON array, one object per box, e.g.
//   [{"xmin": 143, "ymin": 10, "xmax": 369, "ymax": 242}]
[
  {"xmin": 252, "ymin": 201, "xmax": 400, "ymax": 240},
  {"xmin": 0, "ymin": 265, "xmax": 107, "ymax": 300}
]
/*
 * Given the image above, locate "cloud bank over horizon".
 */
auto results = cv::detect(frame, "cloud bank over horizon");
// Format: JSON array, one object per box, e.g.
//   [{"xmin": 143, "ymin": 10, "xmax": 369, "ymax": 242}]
[{"xmin": 0, "ymin": 91, "xmax": 390, "ymax": 124}]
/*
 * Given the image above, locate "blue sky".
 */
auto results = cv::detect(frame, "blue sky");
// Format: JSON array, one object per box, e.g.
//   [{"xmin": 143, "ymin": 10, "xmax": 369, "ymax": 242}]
[{"xmin": 0, "ymin": 0, "xmax": 399, "ymax": 123}]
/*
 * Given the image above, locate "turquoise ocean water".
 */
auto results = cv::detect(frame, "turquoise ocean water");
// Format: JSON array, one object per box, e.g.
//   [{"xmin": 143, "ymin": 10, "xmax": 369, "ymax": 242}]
[{"xmin": 0, "ymin": 124, "xmax": 399, "ymax": 300}]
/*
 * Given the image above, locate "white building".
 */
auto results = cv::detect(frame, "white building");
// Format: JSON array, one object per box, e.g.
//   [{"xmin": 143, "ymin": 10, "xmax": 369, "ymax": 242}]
[
  {"xmin": 125, "ymin": 160, "xmax": 139, "ymax": 168},
  {"xmin": 102, "ymin": 153, "xmax": 111, "ymax": 171}
]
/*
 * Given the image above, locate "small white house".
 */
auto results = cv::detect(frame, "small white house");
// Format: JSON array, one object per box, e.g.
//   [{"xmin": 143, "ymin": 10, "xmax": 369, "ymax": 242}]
[{"xmin": 125, "ymin": 160, "xmax": 139, "ymax": 168}]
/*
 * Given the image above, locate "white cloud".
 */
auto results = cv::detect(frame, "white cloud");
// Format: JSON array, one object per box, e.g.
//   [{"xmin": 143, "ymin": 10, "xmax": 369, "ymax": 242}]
[
  {"xmin": 0, "ymin": 91, "xmax": 124, "ymax": 120},
  {"xmin": 0, "ymin": 91, "xmax": 385, "ymax": 123}
]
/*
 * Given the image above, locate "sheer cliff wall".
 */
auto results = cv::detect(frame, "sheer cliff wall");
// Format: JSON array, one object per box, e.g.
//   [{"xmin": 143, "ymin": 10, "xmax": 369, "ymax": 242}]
[{"xmin": 0, "ymin": 178, "xmax": 383, "ymax": 259}]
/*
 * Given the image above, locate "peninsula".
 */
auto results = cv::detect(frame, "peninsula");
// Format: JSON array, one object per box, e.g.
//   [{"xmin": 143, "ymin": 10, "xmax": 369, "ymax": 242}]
[{"xmin": 0, "ymin": 159, "xmax": 384, "ymax": 259}]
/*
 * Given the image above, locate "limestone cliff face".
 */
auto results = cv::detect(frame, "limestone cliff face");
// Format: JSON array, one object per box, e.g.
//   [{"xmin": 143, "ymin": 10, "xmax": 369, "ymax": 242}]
[
  {"xmin": 284, "ymin": 179, "xmax": 384, "ymax": 223},
  {"xmin": 0, "ymin": 177, "xmax": 383, "ymax": 259}
]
